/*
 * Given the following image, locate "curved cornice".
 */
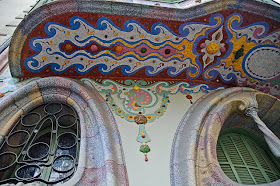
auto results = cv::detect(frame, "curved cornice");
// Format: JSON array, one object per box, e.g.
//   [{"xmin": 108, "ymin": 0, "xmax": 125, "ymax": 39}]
[{"xmin": 9, "ymin": 0, "xmax": 280, "ymax": 77}]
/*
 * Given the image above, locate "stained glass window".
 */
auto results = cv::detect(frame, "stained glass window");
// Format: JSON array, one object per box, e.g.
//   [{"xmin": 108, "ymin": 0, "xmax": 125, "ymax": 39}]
[{"xmin": 0, "ymin": 103, "xmax": 80, "ymax": 185}]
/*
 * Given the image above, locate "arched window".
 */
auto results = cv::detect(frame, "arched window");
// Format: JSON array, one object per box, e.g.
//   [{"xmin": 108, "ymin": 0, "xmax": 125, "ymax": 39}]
[
  {"xmin": 217, "ymin": 132, "xmax": 280, "ymax": 184},
  {"xmin": 0, "ymin": 103, "xmax": 80, "ymax": 185},
  {"xmin": 170, "ymin": 87, "xmax": 280, "ymax": 186},
  {"xmin": 0, "ymin": 77, "xmax": 128, "ymax": 185}
]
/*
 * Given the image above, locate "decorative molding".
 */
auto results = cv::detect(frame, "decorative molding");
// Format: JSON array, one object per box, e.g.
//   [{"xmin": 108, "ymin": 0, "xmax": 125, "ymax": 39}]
[
  {"xmin": 81, "ymin": 78, "xmax": 225, "ymax": 114},
  {"xmin": 0, "ymin": 77, "xmax": 128, "ymax": 185},
  {"xmin": 245, "ymin": 106, "xmax": 280, "ymax": 158},
  {"xmin": 0, "ymin": 77, "xmax": 40, "ymax": 95},
  {"xmin": 7, "ymin": 0, "xmax": 280, "ymax": 99},
  {"xmin": 170, "ymin": 87, "xmax": 280, "ymax": 185},
  {"xmin": 82, "ymin": 78, "xmax": 224, "ymax": 161}
]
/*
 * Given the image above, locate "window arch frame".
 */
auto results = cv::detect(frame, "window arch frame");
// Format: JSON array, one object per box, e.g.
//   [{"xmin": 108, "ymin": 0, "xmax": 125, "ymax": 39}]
[
  {"xmin": 170, "ymin": 87, "xmax": 280, "ymax": 186},
  {"xmin": 0, "ymin": 77, "xmax": 129, "ymax": 185},
  {"xmin": 0, "ymin": 102, "xmax": 81, "ymax": 185}
]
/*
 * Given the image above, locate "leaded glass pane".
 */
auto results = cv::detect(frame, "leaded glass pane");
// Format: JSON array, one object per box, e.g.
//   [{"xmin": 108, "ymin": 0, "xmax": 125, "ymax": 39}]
[{"xmin": 0, "ymin": 103, "xmax": 80, "ymax": 185}]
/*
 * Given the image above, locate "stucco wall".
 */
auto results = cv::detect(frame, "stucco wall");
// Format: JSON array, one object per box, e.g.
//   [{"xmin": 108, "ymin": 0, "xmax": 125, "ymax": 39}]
[{"xmin": 111, "ymin": 91, "xmax": 206, "ymax": 186}]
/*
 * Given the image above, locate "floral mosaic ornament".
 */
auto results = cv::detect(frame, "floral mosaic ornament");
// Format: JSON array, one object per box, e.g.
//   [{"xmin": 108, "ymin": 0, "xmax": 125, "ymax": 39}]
[
  {"xmin": 200, "ymin": 26, "xmax": 226, "ymax": 68},
  {"xmin": 21, "ymin": 12, "xmax": 280, "ymax": 85},
  {"xmin": 81, "ymin": 78, "xmax": 225, "ymax": 161},
  {"xmin": 106, "ymin": 91, "xmax": 169, "ymax": 161},
  {"xmin": 0, "ymin": 77, "xmax": 40, "ymax": 98},
  {"xmin": 81, "ymin": 78, "xmax": 225, "ymax": 95},
  {"xmin": 8, "ymin": 0, "xmax": 280, "ymax": 100},
  {"xmin": 81, "ymin": 78, "xmax": 226, "ymax": 119},
  {"xmin": 106, "ymin": 92, "xmax": 170, "ymax": 122},
  {"xmin": 24, "ymin": 14, "xmax": 222, "ymax": 77},
  {"xmin": 81, "ymin": 78, "xmax": 225, "ymax": 119}
]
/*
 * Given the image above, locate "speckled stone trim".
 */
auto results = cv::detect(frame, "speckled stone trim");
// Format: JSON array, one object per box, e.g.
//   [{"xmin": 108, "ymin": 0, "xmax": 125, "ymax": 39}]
[
  {"xmin": 170, "ymin": 87, "xmax": 280, "ymax": 186},
  {"xmin": 0, "ymin": 77, "xmax": 129, "ymax": 186}
]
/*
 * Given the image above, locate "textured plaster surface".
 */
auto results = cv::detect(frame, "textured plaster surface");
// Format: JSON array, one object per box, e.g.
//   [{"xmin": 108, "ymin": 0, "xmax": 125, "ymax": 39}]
[
  {"xmin": 170, "ymin": 87, "xmax": 280, "ymax": 185},
  {"xmin": 0, "ymin": 77, "xmax": 129, "ymax": 185}
]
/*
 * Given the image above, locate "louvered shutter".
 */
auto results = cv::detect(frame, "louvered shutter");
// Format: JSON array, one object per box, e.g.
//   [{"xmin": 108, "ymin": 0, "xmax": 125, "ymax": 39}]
[{"xmin": 217, "ymin": 133, "xmax": 280, "ymax": 184}]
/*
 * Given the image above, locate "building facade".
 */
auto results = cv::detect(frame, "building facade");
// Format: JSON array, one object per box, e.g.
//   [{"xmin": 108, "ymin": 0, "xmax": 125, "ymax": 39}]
[{"xmin": 0, "ymin": 0, "xmax": 279, "ymax": 185}]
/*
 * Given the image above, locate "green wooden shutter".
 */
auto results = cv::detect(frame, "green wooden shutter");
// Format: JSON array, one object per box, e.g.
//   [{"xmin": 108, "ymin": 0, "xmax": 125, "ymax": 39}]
[{"xmin": 217, "ymin": 133, "xmax": 280, "ymax": 184}]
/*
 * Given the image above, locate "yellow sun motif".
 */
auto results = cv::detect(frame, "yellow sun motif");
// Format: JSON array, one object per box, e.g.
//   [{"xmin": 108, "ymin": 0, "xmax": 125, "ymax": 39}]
[{"xmin": 206, "ymin": 42, "xmax": 219, "ymax": 54}]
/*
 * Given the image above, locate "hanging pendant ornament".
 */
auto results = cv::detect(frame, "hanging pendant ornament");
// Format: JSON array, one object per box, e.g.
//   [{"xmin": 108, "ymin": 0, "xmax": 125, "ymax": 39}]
[
  {"xmin": 134, "ymin": 114, "xmax": 151, "ymax": 161},
  {"xmin": 106, "ymin": 92, "xmax": 170, "ymax": 162},
  {"xmin": 186, "ymin": 94, "xmax": 193, "ymax": 104}
]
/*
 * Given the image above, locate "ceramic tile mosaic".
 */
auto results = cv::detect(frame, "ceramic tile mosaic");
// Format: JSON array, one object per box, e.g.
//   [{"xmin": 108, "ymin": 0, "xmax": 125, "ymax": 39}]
[{"xmin": 7, "ymin": 0, "xmax": 280, "ymax": 99}]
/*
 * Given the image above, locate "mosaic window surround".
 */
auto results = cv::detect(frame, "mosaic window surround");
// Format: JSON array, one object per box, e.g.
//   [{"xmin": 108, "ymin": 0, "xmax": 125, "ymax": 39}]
[
  {"xmin": 0, "ymin": 77, "xmax": 129, "ymax": 185},
  {"xmin": 170, "ymin": 87, "xmax": 280, "ymax": 186}
]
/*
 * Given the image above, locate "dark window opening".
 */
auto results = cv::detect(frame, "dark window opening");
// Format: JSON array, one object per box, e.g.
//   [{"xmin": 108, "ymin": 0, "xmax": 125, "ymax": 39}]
[
  {"xmin": 0, "ymin": 103, "xmax": 80, "ymax": 185},
  {"xmin": 217, "ymin": 132, "xmax": 280, "ymax": 184}
]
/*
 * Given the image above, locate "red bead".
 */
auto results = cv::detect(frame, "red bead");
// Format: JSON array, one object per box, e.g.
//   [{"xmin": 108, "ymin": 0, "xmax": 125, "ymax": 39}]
[
  {"xmin": 142, "ymin": 134, "xmax": 145, "ymax": 138},
  {"xmin": 186, "ymin": 95, "xmax": 192, "ymax": 99},
  {"xmin": 115, "ymin": 46, "xmax": 123, "ymax": 53},
  {"xmin": 145, "ymin": 156, "xmax": 148, "ymax": 161},
  {"xmin": 0, "ymin": 93, "xmax": 4, "ymax": 97}
]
